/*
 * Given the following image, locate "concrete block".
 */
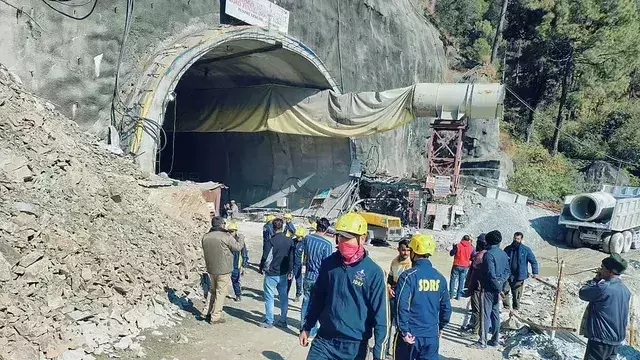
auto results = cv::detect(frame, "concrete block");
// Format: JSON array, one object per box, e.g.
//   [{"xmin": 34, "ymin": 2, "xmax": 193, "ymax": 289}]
[
  {"xmin": 515, "ymin": 194, "xmax": 528, "ymax": 205},
  {"xmin": 496, "ymin": 191, "xmax": 518, "ymax": 204}
]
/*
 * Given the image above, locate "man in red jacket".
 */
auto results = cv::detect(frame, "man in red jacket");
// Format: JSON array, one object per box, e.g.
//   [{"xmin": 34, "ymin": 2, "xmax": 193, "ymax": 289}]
[{"xmin": 449, "ymin": 235, "xmax": 475, "ymax": 300}]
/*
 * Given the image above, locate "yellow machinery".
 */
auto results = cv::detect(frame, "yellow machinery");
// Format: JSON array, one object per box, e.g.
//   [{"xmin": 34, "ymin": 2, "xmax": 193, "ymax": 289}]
[{"xmin": 358, "ymin": 211, "xmax": 404, "ymax": 243}]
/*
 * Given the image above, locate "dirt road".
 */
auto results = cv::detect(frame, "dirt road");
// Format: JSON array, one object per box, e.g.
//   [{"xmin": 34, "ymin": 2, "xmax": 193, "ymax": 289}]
[{"xmin": 123, "ymin": 221, "xmax": 638, "ymax": 360}]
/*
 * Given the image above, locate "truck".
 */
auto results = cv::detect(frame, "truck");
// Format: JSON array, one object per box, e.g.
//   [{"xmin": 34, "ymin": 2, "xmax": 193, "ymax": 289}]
[
  {"xmin": 358, "ymin": 211, "xmax": 404, "ymax": 244},
  {"xmin": 558, "ymin": 185, "xmax": 640, "ymax": 253}
]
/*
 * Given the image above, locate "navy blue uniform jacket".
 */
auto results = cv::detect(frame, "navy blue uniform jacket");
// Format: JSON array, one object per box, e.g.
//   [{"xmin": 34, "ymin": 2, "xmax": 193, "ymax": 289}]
[
  {"xmin": 579, "ymin": 277, "xmax": 631, "ymax": 345},
  {"xmin": 303, "ymin": 252, "xmax": 389, "ymax": 360},
  {"xmin": 395, "ymin": 258, "xmax": 452, "ymax": 338},
  {"xmin": 503, "ymin": 242, "xmax": 539, "ymax": 282}
]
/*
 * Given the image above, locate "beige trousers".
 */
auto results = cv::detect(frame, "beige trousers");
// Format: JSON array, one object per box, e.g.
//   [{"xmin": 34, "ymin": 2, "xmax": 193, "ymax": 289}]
[{"xmin": 206, "ymin": 273, "xmax": 230, "ymax": 320}]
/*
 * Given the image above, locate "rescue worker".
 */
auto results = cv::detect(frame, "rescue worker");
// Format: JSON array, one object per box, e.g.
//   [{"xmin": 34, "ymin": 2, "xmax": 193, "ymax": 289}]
[
  {"xmin": 289, "ymin": 226, "xmax": 307, "ymax": 302},
  {"xmin": 226, "ymin": 220, "xmax": 248, "ymax": 302},
  {"xmin": 386, "ymin": 240, "xmax": 412, "ymax": 355},
  {"xmin": 259, "ymin": 218, "xmax": 295, "ymax": 328},
  {"xmin": 468, "ymin": 230, "xmax": 510, "ymax": 349},
  {"xmin": 299, "ymin": 213, "xmax": 388, "ymax": 360},
  {"xmin": 502, "ymin": 232, "xmax": 539, "ymax": 312},
  {"xmin": 201, "ymin": 217, "xmax": 245, "ymax": 324},
  {"xmin": 299, "ymin": 217, "xmax": 334, "ymax": 338},
  {"xmin": 579, "ymin": 254, "xmax": 631, "ymax": 360},
  {"xmin": 284, "ymin": 213, "xmax": 296, "ymax": 237},
  {"xmin": 393, "ymin": 233, "xmax": 452, "ymax": 360},
  {"xmin": 449, "ymin": 235, "xmax": 475, "ymax": 300},
  {"xmin": 461, "ymin": 234, "xmax": 487, "ymax": 333},
  {"xmin": 261, "ymin": 214, "xmax": 276, "ymax": 265}
]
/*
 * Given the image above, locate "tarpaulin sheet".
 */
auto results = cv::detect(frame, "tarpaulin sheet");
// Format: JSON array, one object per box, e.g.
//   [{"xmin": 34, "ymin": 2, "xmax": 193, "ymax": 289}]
[{"xmin": 174, "ymin": 84, "xmax": 416, "ymax": 137}]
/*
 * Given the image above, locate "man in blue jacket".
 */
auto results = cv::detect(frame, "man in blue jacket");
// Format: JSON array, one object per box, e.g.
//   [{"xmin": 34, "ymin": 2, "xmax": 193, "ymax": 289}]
[
  {"xmin": 469, "ymin": 230, "xmax": 510, "ymax": 349},
  {"xmin": 394, "ymin": 233, "xmax": 452, "ymax": 360},
  {"xmin": 579, "ymin": 254, "xmax": 631, "ymax": 360},
  {"xmin": 299, "ymin": 213, "xmax": 389, "ymax": 360},
  {"xmin": 502, "ymin": 232, "xmax": 539, "ymax": 312}
]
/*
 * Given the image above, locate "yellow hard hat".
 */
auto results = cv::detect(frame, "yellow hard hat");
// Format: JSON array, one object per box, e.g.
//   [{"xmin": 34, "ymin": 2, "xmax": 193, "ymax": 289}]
[
  {"xmin": 226, "ymin": 220, "xmax": 238, "ymax": 231},
  {"xmin": 284, "ymin": 213, "xmax": 293, "ymax": 220},
  {"xmin": 409, "ymin": 233, "xmax": 436, "ymax": 256},
  {"xmin": 335, "ymin": 213, "xmax": 368, "ymax": 238},
  {"xmin": 295, "ymin": 227, "xmax": 308, "ymax": 238},
  {"xmin": 265, "ymin": 214, "xmax": 276, "ymax": 222}
]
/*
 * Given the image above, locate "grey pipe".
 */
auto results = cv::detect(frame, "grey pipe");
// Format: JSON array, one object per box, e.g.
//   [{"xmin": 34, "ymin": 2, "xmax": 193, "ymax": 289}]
[{"xmin": 569, "ymin": 192, "xmax": 616, "ymax": 222}]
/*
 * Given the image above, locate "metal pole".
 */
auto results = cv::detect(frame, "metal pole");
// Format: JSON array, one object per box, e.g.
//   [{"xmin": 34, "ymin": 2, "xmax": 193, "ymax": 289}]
[{"xmin": 550, "ymin": 260, "xmax": 565, "ymax": 340}]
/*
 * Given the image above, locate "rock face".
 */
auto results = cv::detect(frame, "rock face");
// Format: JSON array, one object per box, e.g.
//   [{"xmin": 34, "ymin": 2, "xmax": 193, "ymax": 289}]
[
  {"xmin": 0, "ymin": 0, "xmax": 446, "ymax": 178},
  {"xmin": 582, "ymin": 160, "xmax": 629, "ymax": 188},
  {"xmin": 0, "ymin": 64, "xmax": 209, "ymax": 358}
]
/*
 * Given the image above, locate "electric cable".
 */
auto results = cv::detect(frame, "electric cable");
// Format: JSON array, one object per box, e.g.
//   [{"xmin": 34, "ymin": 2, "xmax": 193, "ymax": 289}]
[{"xmin": 41, "ymin": 0, "xmax": 97, "ymax": 20}]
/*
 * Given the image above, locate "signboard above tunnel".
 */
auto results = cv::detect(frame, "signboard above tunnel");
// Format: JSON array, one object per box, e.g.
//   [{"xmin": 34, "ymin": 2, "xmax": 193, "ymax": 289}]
[{"xmin": 225, "ymin": 0, "xmax": 290, "ymax": 34}]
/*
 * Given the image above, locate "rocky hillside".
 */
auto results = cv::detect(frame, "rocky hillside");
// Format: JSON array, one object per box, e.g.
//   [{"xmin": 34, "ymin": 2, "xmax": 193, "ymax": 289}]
[{"xmin": 0, "ymin": 64, "xmax": 209, "ymax": 359}]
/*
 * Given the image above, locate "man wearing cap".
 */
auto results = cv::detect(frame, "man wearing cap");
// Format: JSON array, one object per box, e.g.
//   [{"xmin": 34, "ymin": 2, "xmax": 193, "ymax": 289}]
[
  {"xmin": 289, "ymin": 226, "xmax": 308, "ymax": 302},
  {"xmin": 579, "ymin": 254, "xmax": 631, "ymax": 360},
  {"xmin": 299, "ymin": 213, "xmax": 389, "ymax": 360},
  {"xmin": 284, "ymin": 213, "xmax": 297, "ymax": 237},
  {"xmin": 298, "ymin": 217, "xmax": 334, "ymax": 338},
  {"xmin": 469, "ymin": 230, "xmax": 510, "ymax": 349},
  {"xmin": 393, "ymin": 233, "xmax": 452, "ymax": 359},
  {"xmin": 201, "ymin": 217, "xmax": 245, "ymax": 324},
  {"xmin": 262, "ymin": 214, "xmax": 276, "ymax": 267},
  {"xmin": 226, "ymin": 220, "xmax": 248, "ymax": 302}
]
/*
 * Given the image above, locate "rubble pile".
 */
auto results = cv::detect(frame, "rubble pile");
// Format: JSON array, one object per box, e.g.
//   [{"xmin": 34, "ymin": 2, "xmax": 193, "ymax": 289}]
[
  {"xmin": 454, "ymin": 191, "xmax": 558, "ymax": 247},
  {"xmin": 0, "ymin": 64, "xmax": 209, "ymax": 359}
]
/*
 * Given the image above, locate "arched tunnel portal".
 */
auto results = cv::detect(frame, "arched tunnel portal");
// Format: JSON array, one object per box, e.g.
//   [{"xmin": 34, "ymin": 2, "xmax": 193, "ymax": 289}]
[{"xmin": 127, "ymin": 27, "xmax": 352, "ymax": 210}]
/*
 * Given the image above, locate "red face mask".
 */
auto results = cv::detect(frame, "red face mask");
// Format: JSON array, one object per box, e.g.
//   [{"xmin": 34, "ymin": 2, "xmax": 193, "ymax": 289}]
[{"xmin": 338, "ymin": 240, "xmax": 365, "ymax": 265}]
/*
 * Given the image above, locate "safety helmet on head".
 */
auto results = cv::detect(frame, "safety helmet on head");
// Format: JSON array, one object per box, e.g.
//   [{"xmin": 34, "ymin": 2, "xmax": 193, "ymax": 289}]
[
  {"xmin": 295, "ymin": 227, "xmax": 308, "ymax": 238},
  {"xmin": 265, "ymin": 214, "xmax": 276, "ymax": 222},
  {"xmin": 284, "ymin": 213, "xmax": 293, "ymax": 220},
  {"xmin": 334, "ymin": 212, "xmax": 368, "ymax": 239},
  {"xmin": 409, "ymin": 233, "xmax": 436, "ymax": 256},
  {"xmin": 226, "ymin": 220, "xmax": 238, "ymax": 232}
]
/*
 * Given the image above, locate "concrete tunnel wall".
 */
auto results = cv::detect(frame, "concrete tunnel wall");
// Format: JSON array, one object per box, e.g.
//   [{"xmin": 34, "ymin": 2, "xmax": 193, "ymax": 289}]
[
  {"xmin": 0, "ymin": 0, "xmax": 447, "ymax": 180},
  {"xmin": 158, "ymin": 132, "xmax": 351, "ymax": 209}
]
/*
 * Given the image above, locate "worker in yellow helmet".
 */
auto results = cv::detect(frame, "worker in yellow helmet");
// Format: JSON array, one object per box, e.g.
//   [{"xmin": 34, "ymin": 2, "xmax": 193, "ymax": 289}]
[
  {"xmin": 262, "ymin": 214, "xmax": 276, "ymax": 261},
  {"xmin": 284, "ymin": 213, "xmax": 296, "ymax": 237},
  {"xmin": 393, "ymin": 233, "xmax": 451, "ymax": 360},
  {"xmin": 299, "ymin": 212, "xmax": 389, "ymax": 360},
  {"xmin": 289, "ymin": 227, "xmax": 308, "ymax": 302},
  {"xmin": 226, "ymin": 220, "xmax": 248, "ymax": 302}
]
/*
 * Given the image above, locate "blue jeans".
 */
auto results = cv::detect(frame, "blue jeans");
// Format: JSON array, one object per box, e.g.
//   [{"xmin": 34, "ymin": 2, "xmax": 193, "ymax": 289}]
[
  {"xmin": 449, "ymin": 266, "xmax": 469, "ymax": 298},
  {"xmin": 231, "ymin": 269, "xmax": 241, "ymax": 296},
  {"xmin": 301, "ymin": 277, "xmax": 319, "ymax": 337},
  {"xmin": 264, "ymin": 274, "xmax": 289, "ymax": 325}
]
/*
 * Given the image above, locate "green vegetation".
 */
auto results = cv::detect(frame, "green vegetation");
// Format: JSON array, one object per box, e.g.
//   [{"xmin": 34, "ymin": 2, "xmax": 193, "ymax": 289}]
[{"xmin": 432, "ymin": 0, "xmax": 640, "ymax": 201}]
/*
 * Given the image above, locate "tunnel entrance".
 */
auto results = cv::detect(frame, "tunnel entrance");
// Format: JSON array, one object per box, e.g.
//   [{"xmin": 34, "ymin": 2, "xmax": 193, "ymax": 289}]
[{"xmin": 150, "ymin": 28, "xmax": 351, "ymax": 210}]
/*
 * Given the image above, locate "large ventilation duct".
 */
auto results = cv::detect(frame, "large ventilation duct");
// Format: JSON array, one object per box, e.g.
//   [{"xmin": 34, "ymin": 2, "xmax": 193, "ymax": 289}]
[
  {"xmin": 174, "ymin": 83, "xmax": 504, "ymax": 136},
  {"xmin": 569, "ymin": 192, "xmax": 617, "ymax": 222}
]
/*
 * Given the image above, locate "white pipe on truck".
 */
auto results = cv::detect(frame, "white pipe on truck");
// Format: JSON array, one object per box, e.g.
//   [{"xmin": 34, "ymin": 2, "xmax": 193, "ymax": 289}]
[{"xmin": 569, "ymin": 192, "xmax": 617, "ymax": 222}]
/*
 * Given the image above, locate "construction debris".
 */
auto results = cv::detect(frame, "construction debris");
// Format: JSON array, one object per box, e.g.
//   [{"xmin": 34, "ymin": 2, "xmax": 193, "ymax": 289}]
[{"xmin": 0, "ymin": 64, "xmax": 209, "ymax": 358}]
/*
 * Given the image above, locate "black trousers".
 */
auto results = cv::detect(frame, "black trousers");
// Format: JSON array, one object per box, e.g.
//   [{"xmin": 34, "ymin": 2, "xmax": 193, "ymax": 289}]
[{"xmin": 584, "ymin": 340, "xmax": 619, "ymax": 360}]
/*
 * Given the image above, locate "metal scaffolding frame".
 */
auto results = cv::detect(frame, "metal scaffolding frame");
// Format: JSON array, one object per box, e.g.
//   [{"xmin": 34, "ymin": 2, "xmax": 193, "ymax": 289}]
[{"xmin": 425, "ymin": 119, "xmax": 466, "ymax": 196}]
